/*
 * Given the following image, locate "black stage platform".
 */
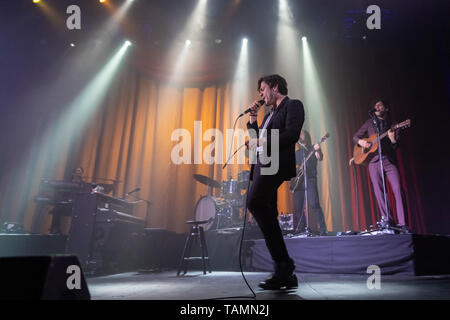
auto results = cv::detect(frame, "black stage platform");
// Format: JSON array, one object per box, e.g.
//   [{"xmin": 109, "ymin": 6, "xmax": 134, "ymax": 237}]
[
  {"xmin": 244, "ymin": 233, "xmax": 450, "ymax": 276},
  {"xmin": 0, "ymin": 234, "xmax": 67, "ymax": 257},
  {"xmin": 1, "ymin": 231, "xmax": 450, "ymax": 277}
]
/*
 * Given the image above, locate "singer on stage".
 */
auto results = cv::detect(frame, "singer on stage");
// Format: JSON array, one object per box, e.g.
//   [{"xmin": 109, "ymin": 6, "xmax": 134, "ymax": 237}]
[{"xmin": 245, "ymin": 74, "xmax": 304, "ymax": 290}]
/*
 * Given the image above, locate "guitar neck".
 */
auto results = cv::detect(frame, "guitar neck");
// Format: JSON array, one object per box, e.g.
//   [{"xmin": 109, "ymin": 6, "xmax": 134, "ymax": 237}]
[
  {"xmin": 298, "ymin": 134, "xmax": 329, "ymax": 170},
  {"xmin": 302, "ymin": 150, "xmax": 315, "ymax": 165},
  {"xmin": 371, "ymin": 123, "xmax": 402, "ymax": 141}
]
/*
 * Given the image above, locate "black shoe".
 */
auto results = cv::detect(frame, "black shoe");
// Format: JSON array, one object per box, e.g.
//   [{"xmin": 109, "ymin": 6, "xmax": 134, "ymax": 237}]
[
  {"xmin": 258, "ymin": 259, "xmax": 298, "ymax": 290},
  {"xmin": 259, "ymin": 273, "xmax": 298, "ymax": 290}
]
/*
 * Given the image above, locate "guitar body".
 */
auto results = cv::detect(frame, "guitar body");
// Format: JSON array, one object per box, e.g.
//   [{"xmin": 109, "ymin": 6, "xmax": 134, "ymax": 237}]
[
  {"xmin": 352, "ymin": 119, "xmax": 411, "ymax": 166},
  {"xmin": 352, "ymin": 133, "xmax": 379, "ymax": 166}
]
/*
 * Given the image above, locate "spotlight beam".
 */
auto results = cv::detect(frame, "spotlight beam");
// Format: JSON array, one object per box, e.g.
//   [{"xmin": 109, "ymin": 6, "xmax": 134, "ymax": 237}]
[
  {"xmin": 13, "ymin": 42, "xmax": 131, "ymax": 212},
  {"xmin": 53, "ymin": 41, "xmax": 131, "ymax": 147},
  {"xmin": 232, "ymin": 38, "xmax": 249, "ymax": 103},
  {"xmin": 168, "ymin": 0, "xmax": 208, "ymax": 84},
  {"xmin": 275, "ymin": 0, "xmax": 302, "ymax": 97}
]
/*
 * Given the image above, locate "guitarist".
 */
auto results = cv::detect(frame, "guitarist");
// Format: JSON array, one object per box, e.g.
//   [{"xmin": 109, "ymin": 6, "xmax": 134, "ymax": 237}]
[
  {"xmin": 353, "ymin": 99, "xmax": 407, "ymax": 230},
  {"xmin": 293, "ymin": 130, "xmax": 327, "ymax": 236}
]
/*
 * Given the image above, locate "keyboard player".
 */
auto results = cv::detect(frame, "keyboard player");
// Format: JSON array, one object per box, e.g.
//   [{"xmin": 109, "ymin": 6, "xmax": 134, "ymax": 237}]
[{"xmin": 34, "ymin": 167, "xmax": 92, "ymax": 234}]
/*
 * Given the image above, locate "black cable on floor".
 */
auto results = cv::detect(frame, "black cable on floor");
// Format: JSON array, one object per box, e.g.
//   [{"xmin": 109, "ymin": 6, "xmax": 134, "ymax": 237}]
[
  {"xmin": 235, "ymin": 177, "xmax": 256, "ymax": 298},
  {"xmin": 209, "ymin": 115, "xmax": 257, "ymax": 301},
  {"xmin": 207, "ymin": 179, "xmax": 256, "ymax": 301}
]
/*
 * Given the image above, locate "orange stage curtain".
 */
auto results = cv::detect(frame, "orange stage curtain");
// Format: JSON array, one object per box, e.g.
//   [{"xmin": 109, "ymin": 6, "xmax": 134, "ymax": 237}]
[
  {"xmin": 0, "ymin": 65, "xmax": 336, "ymax": 235},
  {"xmin": 65, "ymin": 68, "xmax": 297, "ymax": 234}
]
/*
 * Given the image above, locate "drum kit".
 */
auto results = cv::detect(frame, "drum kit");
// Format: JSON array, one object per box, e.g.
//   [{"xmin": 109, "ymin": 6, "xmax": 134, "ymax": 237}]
[{"xmin": 192, "ymin": 171, "xmax": 250, "ymax": 230}]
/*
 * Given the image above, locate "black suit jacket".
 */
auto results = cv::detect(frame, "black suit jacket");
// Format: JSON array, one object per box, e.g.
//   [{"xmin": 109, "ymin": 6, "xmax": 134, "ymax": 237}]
[{"xmin": 247, "ymin": 97, "xmax": 305, "ymax": 181}]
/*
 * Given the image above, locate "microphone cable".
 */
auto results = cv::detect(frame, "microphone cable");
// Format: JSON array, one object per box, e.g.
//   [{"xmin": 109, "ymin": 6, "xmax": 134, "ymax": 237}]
[{"xmin": 212, "ymin": 114, "xmax": 257, "ymax": 300}]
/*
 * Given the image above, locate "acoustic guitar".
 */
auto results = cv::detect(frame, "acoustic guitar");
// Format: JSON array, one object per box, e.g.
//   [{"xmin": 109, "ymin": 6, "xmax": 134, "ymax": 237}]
[
  {"xmin": 289, "ymin": 132, "xmax": 330, "ymax": 193},
  {"xmin": 352, "ymin": 119, "xmax": 411, "ymax": 166}
]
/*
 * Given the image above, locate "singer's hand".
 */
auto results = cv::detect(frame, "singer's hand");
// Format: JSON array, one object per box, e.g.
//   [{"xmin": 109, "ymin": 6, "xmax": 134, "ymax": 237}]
[
  {"xmin": 248, "ymin": 138, "xmax": 267, "ymax": 151},
  {"xmin": 248, "ymin": 100, "xmax": 263, "ymax": 123},
  {"xmin": 387, "ymin": 129, "xmax": 396, "ymax": 143},
  {"xmin": 248, "ymin": 138, "xmax": 258, "ymax": 151},
  {"xmin": 358, "ymin": 139, "xmax": 371, "ymax": 149}
]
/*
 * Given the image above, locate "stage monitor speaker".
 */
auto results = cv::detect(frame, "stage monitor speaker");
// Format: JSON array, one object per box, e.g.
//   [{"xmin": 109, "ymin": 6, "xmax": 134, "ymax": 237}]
[{"xmin": 0, "ymin": 255, "xmax": 90, "ymax": 300}]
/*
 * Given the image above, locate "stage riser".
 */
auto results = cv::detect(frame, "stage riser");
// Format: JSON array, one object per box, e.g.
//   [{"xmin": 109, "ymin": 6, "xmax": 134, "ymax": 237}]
[
  {"xmin": 245, "ymin": 234, "xmax": 450, "ymax": 276},
  {"xmin": 2, "ymin": 233, "xmax": 449, "ymax": 277},
  {"xmin": 0, "ymin": 234, "xmax": 67, "ymax": 257}
]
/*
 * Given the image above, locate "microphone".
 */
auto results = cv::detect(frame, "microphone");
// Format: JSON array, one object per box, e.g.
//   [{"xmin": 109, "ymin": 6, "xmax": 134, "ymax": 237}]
[
  {"xmin": 239, "ymin": 99, "xmax": 265, "ymax": 117},
  {"xmin": 368, "ymin": 108, "xmax": 376, "ymax": 115},
  {"xmin": 125, "ymin": 187, "xmax": 141, "ymax": 196}
]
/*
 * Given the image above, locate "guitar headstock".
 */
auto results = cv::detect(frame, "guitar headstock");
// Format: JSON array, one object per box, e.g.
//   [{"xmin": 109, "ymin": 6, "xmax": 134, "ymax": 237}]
[
  {"xmin": 396, "ymin": 119, "xmax": 411, "ymax": 130},
  {"xmin": 320, "ymin": 132, "xmax": 330, "ymax": 142}
]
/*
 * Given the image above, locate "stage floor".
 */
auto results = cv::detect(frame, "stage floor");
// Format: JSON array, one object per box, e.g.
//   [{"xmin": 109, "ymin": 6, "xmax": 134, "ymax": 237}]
[{"xmin": 86, "ymin": 270, "xmax": 450, "ymax": 300}]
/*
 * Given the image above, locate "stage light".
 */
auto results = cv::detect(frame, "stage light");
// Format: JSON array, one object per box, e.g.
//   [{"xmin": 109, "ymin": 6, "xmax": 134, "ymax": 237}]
[
  {"xmin": 275, "ymin": 0, "xmax": 301, "ymax": 97},
  {"xmin": 125, "ymin": 40, "xmax": 132, "ymax": 47},
  {"xmin": 9, "ymin": 40, "xmax": 133, "ymax": 228},
  {"xmin": 302, "ymin": 33, "xmax": 336, "ymax": 231},
  {"xmin": 167, "ymin": 0, "xmax": 208, "ymax": 85},
  {"xmin": 44, "ymin": 40, "xmax": 131, "ymax": 152},
  {"xmin": 70, "ymin": 43, "xmax": 75, "ymax": 47},
  {"xmin": 228, "ymin": 34, "xmax": 250, "ymax": 165},
  {"xmin": 302, "ymin": 36, "xmax": 307, "ymax": 41},
  {"xmin": 99, "ymin": 0, "xmax": 106, "ymax": 3},
  {"xmin": 33, "ymin": 0, "xmax": 65, "ymax": 31}
]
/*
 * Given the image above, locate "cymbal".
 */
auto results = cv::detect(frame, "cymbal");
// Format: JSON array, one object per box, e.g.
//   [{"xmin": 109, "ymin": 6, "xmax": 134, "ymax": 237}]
[{"xmin": 192, "ymin": 174, "xmax": 221, "ymax": 188}]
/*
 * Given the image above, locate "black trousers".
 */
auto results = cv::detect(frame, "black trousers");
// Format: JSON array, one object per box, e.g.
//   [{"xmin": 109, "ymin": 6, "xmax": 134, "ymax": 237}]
[
  {"xmin": 246, "ymin": 163, "xmax": 291, "ymax": 264},
  {"xmin": 293, "ymin": 177, "xmax": 326, "ymax": 233}
]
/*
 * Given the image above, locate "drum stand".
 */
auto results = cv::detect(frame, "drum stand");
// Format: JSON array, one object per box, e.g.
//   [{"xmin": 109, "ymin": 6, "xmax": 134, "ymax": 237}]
[{"xmin": 295, "ymin": 146, "xmax": 315, "ymax": 237}]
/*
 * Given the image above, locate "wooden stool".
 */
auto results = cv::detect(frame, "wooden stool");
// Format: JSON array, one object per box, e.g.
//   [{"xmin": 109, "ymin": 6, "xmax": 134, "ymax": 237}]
[{"xmin": 177, "ymin": 219, "xmax": 212, "ymax": 275}]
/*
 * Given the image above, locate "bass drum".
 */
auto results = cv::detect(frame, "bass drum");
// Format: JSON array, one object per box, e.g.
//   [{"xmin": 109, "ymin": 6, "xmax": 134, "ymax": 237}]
[{"xmin": 194, "ymin": 196, "xmax": 233, "ymax": 230}]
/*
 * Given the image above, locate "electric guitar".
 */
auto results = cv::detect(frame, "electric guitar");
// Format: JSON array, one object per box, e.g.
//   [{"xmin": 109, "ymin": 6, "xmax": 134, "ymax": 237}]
[
  {"xmin": 352, "ymin": 119, "xmax": 411, "ymax": 166},
  {"xmin": 289, "ymin": 132, "xmax": 330, "ymax": 193}
]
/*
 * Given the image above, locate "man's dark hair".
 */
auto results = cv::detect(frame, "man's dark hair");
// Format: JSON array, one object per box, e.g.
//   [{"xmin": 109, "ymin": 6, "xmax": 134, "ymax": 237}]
[
  {"xmin": 258, "ymin": 74, "xmax": 288, "ymax": 95},
  {"xmin": 300, "ymin": 129, "xmax": 312, "ymax": 146},
  {"xmin": 370, "ymin": 98, "xmax": 390, "ymax": 110}
]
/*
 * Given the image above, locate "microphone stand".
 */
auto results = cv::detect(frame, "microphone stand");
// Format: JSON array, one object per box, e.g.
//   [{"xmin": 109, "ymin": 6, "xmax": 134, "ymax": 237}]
[
  {"xmin": 349, "ymin": 157, "xmax": 360, "ymax": 231},
  {"xmin": 126, "ymin": 193, "xmax": 152, "ymax": 227},
  {"xmin": 361, "ymin": 112, "xmax": 403, "ymax": 235},
  {"xmin": 295, "ymin": 145, "xmax": 314, "ymax": 237},
  {"xmin": 372, "ymin": 113, "xmax": 391, "ymax": 231}
]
